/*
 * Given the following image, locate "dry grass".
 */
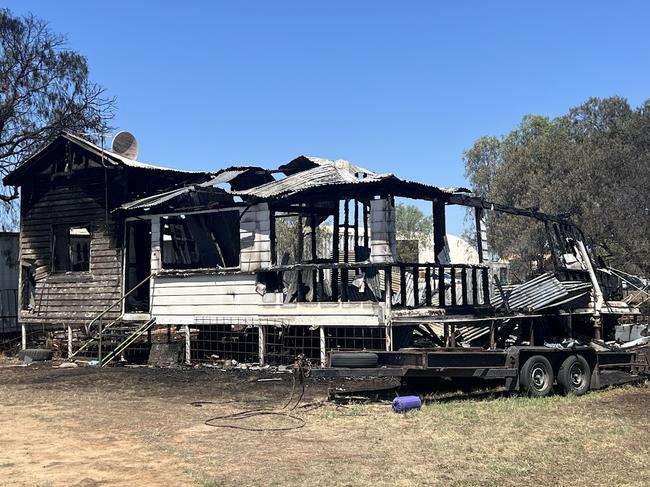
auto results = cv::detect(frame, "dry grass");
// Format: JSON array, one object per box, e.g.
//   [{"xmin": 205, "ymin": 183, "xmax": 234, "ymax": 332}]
[{"xmin": 0, "ymin": 364, "xmax": 647, "ymax": 487}]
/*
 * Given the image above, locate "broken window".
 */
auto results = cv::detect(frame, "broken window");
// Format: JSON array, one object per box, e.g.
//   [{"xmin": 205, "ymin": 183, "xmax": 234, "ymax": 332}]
[
  {"xmin": 161, "ymin": 211, "xmax": 240, "ymax": 269},
  {"xmin": 52, "ymin": 225, "xmax": 91, "ymax": 272}
]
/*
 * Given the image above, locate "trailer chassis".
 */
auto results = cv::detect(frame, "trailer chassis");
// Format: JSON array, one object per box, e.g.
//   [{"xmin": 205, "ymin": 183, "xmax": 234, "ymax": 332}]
[{"xmin": 314, "ymin": 346, "xmax": 648, "ymax": 396}]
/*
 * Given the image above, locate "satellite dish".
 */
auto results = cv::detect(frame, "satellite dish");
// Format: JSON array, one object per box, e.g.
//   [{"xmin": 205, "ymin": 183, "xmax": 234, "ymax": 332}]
[{"xmin": 111, "ymin": 131, "xmax": 139, "ymax": 159}]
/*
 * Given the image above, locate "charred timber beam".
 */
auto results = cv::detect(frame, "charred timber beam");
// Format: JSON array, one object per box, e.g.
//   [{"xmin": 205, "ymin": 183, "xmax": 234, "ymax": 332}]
[
  {"xmin": 432, "ymin": 199, "xmax": 447, "ymax": 264},
  {"xmin": 448, "ymin": 194, "xmax": 579, "ymax": 228}
]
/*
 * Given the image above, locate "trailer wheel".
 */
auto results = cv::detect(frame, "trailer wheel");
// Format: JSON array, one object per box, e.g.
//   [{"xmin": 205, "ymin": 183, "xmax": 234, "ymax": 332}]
[
  {"xmin": 520, "ymin": 355, "xmax": 554, "ymax": 397},
  {"xmin": 330, "ymin": 352, "xmax": 378, "ymax": 368},
  {"xmin": 557, "ymin": 355, "xmax": 590, "ymax": 396}
]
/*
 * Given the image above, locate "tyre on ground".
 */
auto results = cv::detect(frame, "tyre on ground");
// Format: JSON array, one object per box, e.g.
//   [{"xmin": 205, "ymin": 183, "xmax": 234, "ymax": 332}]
[
  {"xmin": 557, "ymin": 354, "xmax": 590, "ymax": 396},
  {"xmin": 18, "ymin": 348, "xmax": 54, "ymax": 362},
  {"xmin": 519, "ymin": 355, "xmax": 554, "ymax": 397}
]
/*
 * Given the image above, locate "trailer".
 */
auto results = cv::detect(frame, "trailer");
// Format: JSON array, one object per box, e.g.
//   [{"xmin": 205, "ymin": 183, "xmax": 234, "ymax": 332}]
[{"xmin": 314, "ymin": 345, "xmax": 649, "ymax": 396}]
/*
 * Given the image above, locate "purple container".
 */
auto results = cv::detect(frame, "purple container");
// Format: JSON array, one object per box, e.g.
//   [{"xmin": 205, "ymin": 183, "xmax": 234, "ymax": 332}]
[{"xmin": 392, "ymin": 395, "xmax": 422, "ymax": 413}]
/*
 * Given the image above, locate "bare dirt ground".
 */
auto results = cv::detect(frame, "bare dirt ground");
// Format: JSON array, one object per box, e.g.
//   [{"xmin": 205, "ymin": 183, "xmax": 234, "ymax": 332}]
[{"xmin": 0, "ymin": 358, "xmax": 648, "ymax": 487}]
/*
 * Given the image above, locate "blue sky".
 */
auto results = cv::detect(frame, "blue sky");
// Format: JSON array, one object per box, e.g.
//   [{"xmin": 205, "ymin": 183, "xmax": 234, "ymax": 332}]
[{"xmin": 5, "ymin": 1, "xmax": 650, "ymax": 232}]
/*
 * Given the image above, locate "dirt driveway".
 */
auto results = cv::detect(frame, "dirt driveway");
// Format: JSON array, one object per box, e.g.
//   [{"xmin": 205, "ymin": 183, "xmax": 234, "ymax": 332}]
[{"xmin": 0, "ymin": 362, "xmax": 648, "ymax": 487}]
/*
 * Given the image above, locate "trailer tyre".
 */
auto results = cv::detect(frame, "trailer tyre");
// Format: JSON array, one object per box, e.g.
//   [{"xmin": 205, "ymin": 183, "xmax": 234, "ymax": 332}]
[
  {"xmin": 557, "ymin": 355, "xmax": 590, "ymax": 396},
  {"xmin": 18, "ymin": 348, "xmax": 53, "ymax": 362},
  {"xmin": 520, "ymin": 355, "xmax": 554, "ymax": 397},
  {"xmin": 330, "ymin": 352, "xmax": 379, "ymax": 368}
]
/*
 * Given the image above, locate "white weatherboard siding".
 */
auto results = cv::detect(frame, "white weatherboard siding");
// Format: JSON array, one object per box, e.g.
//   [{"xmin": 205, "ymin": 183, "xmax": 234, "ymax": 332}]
[
  {"xmin": 239, "ymin": 203, "xmax": 272, "ymax": 272},
  {"xmin": 370, "ymin": 198, "xmax": 396, "ymax": 263},
  {"xmin": 150, "ymin": 273, "xmax": 384, "ymax": 326}
]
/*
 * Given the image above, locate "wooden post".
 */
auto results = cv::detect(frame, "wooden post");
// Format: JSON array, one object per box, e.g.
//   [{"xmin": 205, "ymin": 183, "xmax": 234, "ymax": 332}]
[
  {"xmin": 354, "ymin": 199, "xmax": 359, "ymax": 260},
  {"xmin": 343, "ymin": 199, "xmax": 350, "ymax": 263},
  {"xmin": 432, "ymin": 199, "xmax": 447, "ymax": 264},
  {"xmin": 438, "ymin": 266, "xmax": 446, "ymax": 307},
  {"xmin": 310, "ymin": 212, "xmax": 317, "ymax": 300},
  {"xmin": 258, "ymin": 325, "xmax": 266, "ymax": 366},
  {"xmin": 363, "ymin": 202, "xmax": 369, "ymax": 250},
  {"xmin": 297, "ymin": 214, "xmax": 304, "ymax": 262},
  {"xmin": 332, "ymin": 201, "xmax": 340, "ymax": 301},
  {"xmin": 310, "ymin": 212, "xmax": 317, "ymax": 262},
  {"xmin": 412, "ymin": 265, "xmax": 419, "ymax": 307},
  {"xmin": 341, "ymin": 200, "xmax": 349, "ymax": 302},
  {"xmin": 297, "ymin": 216, "xmax": 305, "ymax": 301},
  {"xmin": 21, "ymin": 323, "xmax": 27, "ymax": 350},
  {"xmin": 319, "ymin": 325, "xmax": 326, "ymax": 367},
  {"xmin": 489, "ymin": 321, "xmax": 495, "ymax": 350},
  {"xmin": 269, "ymin": 209, "xmax": 276, "ymax": 264},
  {"xmin": 461, "ymin": 267, "xmax": 468, "ymax": 306},
  {"xmin": 471, "ymin": 267, "xmax": 479, "ymax": 305},
  {"xmin": 67, "ymin": 325, "xmax": 73, "ymax": 358},
  {"xmin": 384, "ymin": 268, "xmax": 392, "ymax": 351},
  {"xmin": 400, "ymin": 265, "xmax": 407, "ymax": 306},
  {"xmin": 450, "ymin": 266, "xmax": 457, "ymax": 306},
  {"xmin": 150, "ymin": 216, "xmax": 161, "ymax": 315},
  {"xmin": 184, "ymin": 325, "xmax": 191, "ymax": 365},
  {"xmin": 475, "ymin": 207, "xmax": 489, "ymax": 264}
]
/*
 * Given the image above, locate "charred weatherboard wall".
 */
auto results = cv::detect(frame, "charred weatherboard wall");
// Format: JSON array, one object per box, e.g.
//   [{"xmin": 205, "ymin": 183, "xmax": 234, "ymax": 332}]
[{"xmin": 19, "ymin": 165, "xmax": 126, "ymax": 329}]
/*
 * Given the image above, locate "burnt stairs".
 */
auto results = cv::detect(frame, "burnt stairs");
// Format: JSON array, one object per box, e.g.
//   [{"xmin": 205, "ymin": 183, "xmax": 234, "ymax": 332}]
[{"xmin": 70, "ymin": 317, "xmax": 156, "ymax": 366}]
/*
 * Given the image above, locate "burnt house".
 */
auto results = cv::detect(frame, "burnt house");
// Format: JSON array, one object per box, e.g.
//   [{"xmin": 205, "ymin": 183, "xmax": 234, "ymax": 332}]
[
  {"xmin": 3, "ymin": 133, "xmax": 209, "ymax": 346},
  {"xmin": 3, "ymin": 134, "xmax": 640, "ymax": 365}
]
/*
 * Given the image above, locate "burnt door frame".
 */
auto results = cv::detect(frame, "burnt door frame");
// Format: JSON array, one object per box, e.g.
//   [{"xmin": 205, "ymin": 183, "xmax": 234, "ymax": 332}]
[{"xmin": 123, "ymin": 219, "xmax": 152, "ymax": 313}]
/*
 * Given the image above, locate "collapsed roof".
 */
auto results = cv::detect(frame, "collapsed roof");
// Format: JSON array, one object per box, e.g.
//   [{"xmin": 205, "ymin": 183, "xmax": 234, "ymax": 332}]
[{"xmin": 116, "ymin": 154, "xmax": 470, "ymax": 213}]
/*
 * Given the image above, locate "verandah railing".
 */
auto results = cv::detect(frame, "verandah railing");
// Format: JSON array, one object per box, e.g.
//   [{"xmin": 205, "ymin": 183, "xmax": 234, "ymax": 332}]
[{"xmin": 259, "ymin": 262, "xmax": 491, "ymax": 309}]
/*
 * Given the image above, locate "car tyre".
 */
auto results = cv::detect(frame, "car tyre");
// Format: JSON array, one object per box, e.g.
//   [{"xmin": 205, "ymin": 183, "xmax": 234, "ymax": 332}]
[{"xmin": 520, "ymin": 355, "xmax": 554, "ymax": 397}]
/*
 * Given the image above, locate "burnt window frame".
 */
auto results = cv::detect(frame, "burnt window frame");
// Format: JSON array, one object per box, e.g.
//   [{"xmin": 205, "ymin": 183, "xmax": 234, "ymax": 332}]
[
  {"xmin": 51, "ymin": 223, "xmax": 92, "ymax": 273},
  {"xmin": 160, "ymin": 210, "xmax": 241, "ymax": 271}
]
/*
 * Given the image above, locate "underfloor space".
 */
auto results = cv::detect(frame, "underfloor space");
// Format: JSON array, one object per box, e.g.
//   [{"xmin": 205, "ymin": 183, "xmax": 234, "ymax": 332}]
[{"xmin": 0, "ymin": 362, "xmax": 648, "ymax": 487}]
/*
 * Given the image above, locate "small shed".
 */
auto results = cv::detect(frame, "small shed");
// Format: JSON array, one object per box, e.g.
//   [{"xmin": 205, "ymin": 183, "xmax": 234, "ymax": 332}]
[{"xmin": 0, "ymin": 232, "xmax": 19, "ymax": 334}]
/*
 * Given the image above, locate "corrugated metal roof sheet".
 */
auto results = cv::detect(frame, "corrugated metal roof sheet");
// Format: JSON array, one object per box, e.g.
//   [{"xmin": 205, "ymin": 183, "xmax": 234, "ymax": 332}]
[
  {"xmin": 234, "ymin": 163, "xmax": 469, "ymax": 201},
  {"xmin": 117, "ymin": 186, "xmax": 234, "ymax": 212},
  {"xmin": 278, "ymin": 155, "xmax": 377, "ymax": 177},
  {"xmin": 62, "ymin": 132, "xmax": 208, "ymax": 174},
  {"xmin": 492, "ymin": 273, "xmax": 593, "ymax": 311},
  {"xmin": 200, "ymin": 169, "xmax": 250, "ymax": 186},
  {"xmin": 119, "ymin": 186, "xmax": 194, "ymax": 211}
]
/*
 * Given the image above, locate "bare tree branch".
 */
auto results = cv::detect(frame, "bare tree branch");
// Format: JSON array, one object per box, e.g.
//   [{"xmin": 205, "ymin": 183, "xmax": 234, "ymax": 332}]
[{"xmin": 0, "ymin": 9, "xmax": 115, "ymax": 222}]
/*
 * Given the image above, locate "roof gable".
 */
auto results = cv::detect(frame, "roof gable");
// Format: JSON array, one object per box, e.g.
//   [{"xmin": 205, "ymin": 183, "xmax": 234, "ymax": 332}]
[{"xmin": 3, "ymin": 132, "xmax": 210, "ymax": 186}]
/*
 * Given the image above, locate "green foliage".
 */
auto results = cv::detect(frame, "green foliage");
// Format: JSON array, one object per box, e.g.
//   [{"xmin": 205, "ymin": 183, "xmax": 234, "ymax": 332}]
[
  {"xmin": 0, "ymin": 9, "xmax": 114, "ymax": 228},
  {"xmin": 395, "ymin": 203, "xmax": 432, "ymax": 241},
  {"xmin": 395, "ymin": 203, "xmax": 432, "ymax": 262},
  {"xmin": 464, "ymin": 96, "xmax": 650, "ymax": 275}
]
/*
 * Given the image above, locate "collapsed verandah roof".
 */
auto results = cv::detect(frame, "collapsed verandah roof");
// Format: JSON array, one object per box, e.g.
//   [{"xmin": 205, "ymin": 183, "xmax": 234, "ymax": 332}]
[
  {"xmin": 116, "ymin": 185, "xmax": 238, "ymax": 213},
  {"xmin": 115, "ymin": 165, "xmax": 273, "ymax": 213},
  {"xmin": 117, "ymin": 158, "xmax": 471, "ymax": 214},
  {"xmin": 3, "ymin": 131, "xmax": 212, "ymax": 186},
  {"xmin": 232, "ymin": 162, "xmax": 471, "ymax": 202}
]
